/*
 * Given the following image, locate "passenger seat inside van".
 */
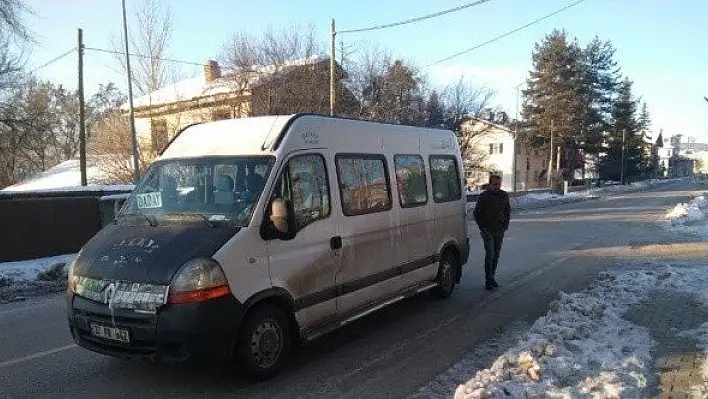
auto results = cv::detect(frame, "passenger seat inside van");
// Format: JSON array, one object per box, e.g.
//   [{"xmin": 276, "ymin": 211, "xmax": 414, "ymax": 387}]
[{"xmin": 214, "ymin": 174, "xmax": 236, "ymax": 205}]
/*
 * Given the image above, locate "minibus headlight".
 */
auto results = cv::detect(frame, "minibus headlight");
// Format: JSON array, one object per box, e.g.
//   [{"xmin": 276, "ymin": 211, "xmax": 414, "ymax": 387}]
[{"xmin": 168, "ymin": 258, "xmax": 230, "ymax": 304}]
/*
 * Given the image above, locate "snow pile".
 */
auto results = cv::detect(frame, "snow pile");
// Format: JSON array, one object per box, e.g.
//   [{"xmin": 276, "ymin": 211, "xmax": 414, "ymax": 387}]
[
  {"xmin": 1, "ymin": 159, "xmax": 134, "ymax": 193},
  {"xmin": 0, "ymin": 254, "xmax": 74, "ymax": 301},
  {"xmin": 665, "ymin": 194, "xmax": 708, "ymax": 237},
  {"xmin": 416, "ymin": 262, "xmax": 708, "ymax": 399}
]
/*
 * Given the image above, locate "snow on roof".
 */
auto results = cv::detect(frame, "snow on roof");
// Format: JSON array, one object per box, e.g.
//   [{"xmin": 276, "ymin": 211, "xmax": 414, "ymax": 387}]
[
  {"xmin": 121, "ymin": 55, "xmax": 329, "ymax": 111},
  {"xmin": 122, "ymin": 76, "xmax": 237, "ymax": 110},
  {"xmin": 1, "ymin": 159, "xmax": 134, "ymax": 193},
  {"xmin": 462, "ymin": 117, "xmax": 513, "ymax": 134}
]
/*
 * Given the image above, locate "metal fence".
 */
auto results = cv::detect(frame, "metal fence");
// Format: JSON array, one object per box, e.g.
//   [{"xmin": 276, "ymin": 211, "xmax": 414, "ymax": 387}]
[{"xmin": 0, "ymin": 189, "xmax": 131, "ymax": 262}]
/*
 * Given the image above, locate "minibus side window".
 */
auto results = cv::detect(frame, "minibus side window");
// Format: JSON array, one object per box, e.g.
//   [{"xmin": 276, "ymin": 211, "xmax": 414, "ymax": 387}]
[
  {"xmin": 335, "ymin": 154, "xmax": 392, "ymax": 216},
  {"xmin": 394, "ymin": 154, "xmax": 428, "ymax": 208},
  {"xmin": 272, "ymin": 154, "xmax": 331, "ymax": 231},
  {"xmin": 429, "ymin": 155, "xmax": 462, "ymax": 203}
]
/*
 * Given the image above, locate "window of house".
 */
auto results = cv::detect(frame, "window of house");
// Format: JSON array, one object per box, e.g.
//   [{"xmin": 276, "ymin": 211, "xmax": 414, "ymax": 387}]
[
  {"xmin": 489, "ymin": 142, "xmax": 504, "ymax": 155},
  {"xmin": 430, "ymin": 155, "xmax": 462, "ymax": 203},
  {"xmin": 336, "ymin": 154, "xmax": 391, "ymax": 216},
  {"xmin": 394, "ymin": 154, "xmax": 427, "ymax": 207},
  {"xmin": 151, "ymin": 118, "xmax": 168, "ymax": 153},
  {"xmin": 272, "ymin": 154, "xmax": 330, "ymax": 231},
  {"xmin": 212, "ymin": 108, "xmax": 232, "ymax": 121}
]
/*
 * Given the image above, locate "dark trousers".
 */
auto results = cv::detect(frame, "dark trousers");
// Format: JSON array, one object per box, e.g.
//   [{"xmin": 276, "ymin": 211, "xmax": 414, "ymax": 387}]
[{"xmin": 480, "ymin": 228, "xmax": 505, "ymax": 283}]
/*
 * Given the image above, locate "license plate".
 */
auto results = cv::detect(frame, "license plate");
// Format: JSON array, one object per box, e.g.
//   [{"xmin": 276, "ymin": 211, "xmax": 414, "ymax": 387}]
[{"xmin": 90, "ymin": 323, "xmax": 130, "ymax": 344}]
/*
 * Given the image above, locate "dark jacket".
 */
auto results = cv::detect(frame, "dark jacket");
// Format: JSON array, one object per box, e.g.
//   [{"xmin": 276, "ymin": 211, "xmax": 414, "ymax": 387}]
[{"xmin": 473, "ymin": 189, "xmax": 511, "ymax": 232}]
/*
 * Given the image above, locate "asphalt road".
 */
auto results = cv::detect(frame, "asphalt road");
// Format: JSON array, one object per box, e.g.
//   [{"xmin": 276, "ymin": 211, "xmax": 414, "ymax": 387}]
[{"xmin": 0, "ymin": 180, "xmax": 704, "ymax": 399}]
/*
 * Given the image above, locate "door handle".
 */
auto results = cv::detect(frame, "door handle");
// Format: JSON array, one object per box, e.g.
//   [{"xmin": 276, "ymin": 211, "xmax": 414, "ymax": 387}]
[{"xmin": 330, "ymin": 236, "xmax": 342, "ymax": 250}]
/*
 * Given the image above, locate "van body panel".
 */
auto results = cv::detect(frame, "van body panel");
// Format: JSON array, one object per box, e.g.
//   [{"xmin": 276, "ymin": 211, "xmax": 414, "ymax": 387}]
[
  {"xmin": 335, "ymin": 219, "xmax": 398, "ymax": 315},
  {"xmin": 212, "ymin": 227, "xmax": 270, "ymax": 304},
  {"xmin": 259, "ymin": 147, "xmax": 343, "ymax": 329},
  {"xmin": 266, "ymin": 220, "xmax": 340, "ymax": 329},
  {"xmin": 73, "ymin": 222, "xmax": 239, "ymax": 285}
]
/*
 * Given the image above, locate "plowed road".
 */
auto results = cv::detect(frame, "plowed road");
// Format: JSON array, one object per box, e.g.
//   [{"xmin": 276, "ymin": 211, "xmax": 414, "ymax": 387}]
[{"xmin": 1, "ymin": 180, "xmax": 704, "ymax": 398}]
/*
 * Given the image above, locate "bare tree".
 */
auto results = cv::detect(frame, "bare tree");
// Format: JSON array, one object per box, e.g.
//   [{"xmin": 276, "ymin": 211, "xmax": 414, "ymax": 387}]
[
  {"xmin": 88, "ymin": 112, "xmax": 151, "ymax": 184},
  {"xmin": 0, "ymin": 0, "xmax": 30, "ymax": 95},
  {"xmin": 438, "ymin": 77, "xmax": 497, "ymax": 189},
  {"xmin": 111, "ymin": 0, "xmax": 176, "ymax": 96},
  {"xmin": 0, "ymin": 94, "xmax": 29, "ymax": 187},
  {"xmin": 0, "ymin": 0, "xmax": 32, "ymax": 38},
  {"xmin": 346, "ymin": 42, "xmax": 393, "ymax": 117},
  {"xmin": 441, "ymin": 76, "xmax": 494, "ymax": 131},
  {"xmin": 220, "ymin": 31, "xmax": 262, "ymax": 117},
  {"xmin": 221, "ymin": 24, "xmax": 357, "ymax": 116}
]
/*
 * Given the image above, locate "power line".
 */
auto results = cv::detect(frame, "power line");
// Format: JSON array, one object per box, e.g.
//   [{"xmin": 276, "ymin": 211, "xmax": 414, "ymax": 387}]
[
  {"xmin": 338, "ymin": 0, "xmax": 493, "ymax": 34},
  {"xmin": 31, "ymin": 47, "xmax": 77, "ymax": 72},
  {"xmin": 424, "ymin": 0, "xmax": 587, "ymax": 68},
  {"xmin": 84, "ymin": 46, "xmax": 206, "ymax": 67}
]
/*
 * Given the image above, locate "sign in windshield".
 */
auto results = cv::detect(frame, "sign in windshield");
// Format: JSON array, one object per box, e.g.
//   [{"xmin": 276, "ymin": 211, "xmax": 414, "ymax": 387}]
[
  {"xmin": 136, "ymin": 192, "xmax": 162, "ymax": 209},
  {"xmin": 120, "ymin": 156, "xmax": 274, "ymax": 226}
]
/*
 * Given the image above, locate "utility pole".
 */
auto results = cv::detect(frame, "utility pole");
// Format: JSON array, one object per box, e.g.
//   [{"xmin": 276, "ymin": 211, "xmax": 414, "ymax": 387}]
[
  {"xmin": 77, "ymin": 29, "xmax": 87, "ymax": 186},
  {"xmin": 512, "ymin": 84, "xmax": 520, "ymax": 193},
  {"xmin": 122, "ymin": 0, "xmax": 140, "ymax": 182},
  {"xmin": 620, "ymin": 128, "xmax": 626, "ymax": 185},
  {"xmin": 547, "ymin": 120, "xmax": 554, "ymax": 187},
  {"xmin": 329, "ymin": 18, "xmax": 336, "ymax": 117}
]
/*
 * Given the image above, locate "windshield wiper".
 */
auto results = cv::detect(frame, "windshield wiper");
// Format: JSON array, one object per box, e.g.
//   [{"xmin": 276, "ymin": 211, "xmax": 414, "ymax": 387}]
[
  {"xmin": 118, "ymin": 213, "xmax": 157, "ymax": 227},
  {"xmin": 162, "ymin": 212, "xmax": 217, "ymax": 227}
]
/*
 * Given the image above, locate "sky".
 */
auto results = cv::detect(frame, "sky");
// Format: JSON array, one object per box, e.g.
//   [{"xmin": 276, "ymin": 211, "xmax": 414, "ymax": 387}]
[{"xmin": 20, "ymin": 0, "xmax": 708, "ymax": 142}]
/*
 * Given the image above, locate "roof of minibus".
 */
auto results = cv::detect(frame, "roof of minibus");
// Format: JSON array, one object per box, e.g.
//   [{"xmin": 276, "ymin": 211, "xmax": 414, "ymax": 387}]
[
  {"xmin": 159, "ymin": 114, "xmax": 294, "ymax": 160},
  {"xmin": 158, "ymin": 114, "xmax": 459, "ymax": 160}
]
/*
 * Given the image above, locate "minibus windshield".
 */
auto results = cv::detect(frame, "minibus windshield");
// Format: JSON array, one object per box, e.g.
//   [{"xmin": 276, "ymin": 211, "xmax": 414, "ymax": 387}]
[{"xmin": 118, "ymin": 156, "xmax": 274, "ymax": 227}]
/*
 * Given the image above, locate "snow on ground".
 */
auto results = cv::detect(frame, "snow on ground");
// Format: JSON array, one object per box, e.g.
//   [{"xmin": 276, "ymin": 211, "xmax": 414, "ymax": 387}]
[
  {"xmin": 1, "ymin": 159, "xmax": 134, "ymax": 193},
  {"xmin": 665, "ymin": 193, "xmax": 708, "ymax": 237},
  {"xmin": 0, "ymin": 253, "xmax": 75, "ymax": 302},
  {"xmin": 467, "ymin": 178, "xmax": 685, "ymax": 219},
  {"xmin": 0, "ymin": 254, "xmax": 74, "ymax": 281},
  {"xmin": 415, "ymin": 261, "xmax": 708, "ymax": 398}
]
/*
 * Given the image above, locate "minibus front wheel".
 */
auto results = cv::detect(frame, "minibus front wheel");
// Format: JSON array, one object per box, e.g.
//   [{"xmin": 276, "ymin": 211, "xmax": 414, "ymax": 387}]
[
  {"xmin": 434, "ymin": 250, "xmax": 459, "ymax": 299},
  {"xmin": 236, "ymin": 302, "xmax": 293, "ymax": 380}
]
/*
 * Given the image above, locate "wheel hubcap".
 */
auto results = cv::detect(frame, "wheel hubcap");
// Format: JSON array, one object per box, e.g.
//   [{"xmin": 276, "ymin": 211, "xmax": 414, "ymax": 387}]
[
  {"xmin": 441, "ymin": 260, "xmax": 454, "ymax": 289},
  {"xmin": 250, "ymin": 319, "xmax": 283, "ymax": 369}
]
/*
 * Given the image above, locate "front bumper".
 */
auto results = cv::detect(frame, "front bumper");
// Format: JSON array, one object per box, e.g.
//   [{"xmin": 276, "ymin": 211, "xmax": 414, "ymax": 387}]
[{"xmin": 66, "ymin": 292, "xmax": 244, "ymax": 362}]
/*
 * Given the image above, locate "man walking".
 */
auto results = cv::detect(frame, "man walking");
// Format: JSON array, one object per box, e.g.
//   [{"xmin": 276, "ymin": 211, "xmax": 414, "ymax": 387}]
[{"xmin": 473, "ymin": 175, "xmax": 511, "ymax": 290}]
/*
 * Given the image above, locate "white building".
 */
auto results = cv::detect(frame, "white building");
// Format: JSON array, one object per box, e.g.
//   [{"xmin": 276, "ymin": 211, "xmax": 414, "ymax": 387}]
[{"xmin": 460, "ymin": 118, "xmax": 548, "ymax": 192}]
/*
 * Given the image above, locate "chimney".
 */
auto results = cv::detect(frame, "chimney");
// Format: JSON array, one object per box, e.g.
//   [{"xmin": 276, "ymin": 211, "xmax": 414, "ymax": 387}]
[{"xmin": 204, "ymin": 60, "xmax": 221, "ymax": 84}]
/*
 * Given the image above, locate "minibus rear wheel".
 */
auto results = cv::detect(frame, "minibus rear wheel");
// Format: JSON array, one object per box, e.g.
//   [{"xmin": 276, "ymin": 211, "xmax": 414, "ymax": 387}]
[
  {"xmin": 237, "ymin": 303, "xmax": 293, "ymax": 380},
  {"xmin": 434, "ymin": 250, "xmax": 458, "ymax": 299}
]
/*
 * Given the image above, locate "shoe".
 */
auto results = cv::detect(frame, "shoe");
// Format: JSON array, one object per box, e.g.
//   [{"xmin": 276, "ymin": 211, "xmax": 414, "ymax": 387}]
[
  {"xmin": 485, "ymin": 282, "xmax": 494, "ymax": 290},
  {"xmin": 491, "ymin": 279, "xmax": 499, "ymax": 288}
]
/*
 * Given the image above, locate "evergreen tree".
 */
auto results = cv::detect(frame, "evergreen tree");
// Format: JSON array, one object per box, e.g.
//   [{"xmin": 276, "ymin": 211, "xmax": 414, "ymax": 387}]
[
  {"xmin": 521, "ymin": 30, "xmax": 585, "ymax": 184},
  {"xmin": 637, "ymin": 101, "xmax": 656, "ymax": 177},
  {"xmin": 579, "ymin": 37, "xmax": 620, "ymax": 155},
  {"xmin": 425, "ymin": 90, "xmax": 445, "ymax": 129},
  {"xmin": 522, "ymin": 30, "xmax": 585, "ymax": 145},
  {"xmin": 600, "ymin": 78, "xmax": 642, "ymax": 183}
]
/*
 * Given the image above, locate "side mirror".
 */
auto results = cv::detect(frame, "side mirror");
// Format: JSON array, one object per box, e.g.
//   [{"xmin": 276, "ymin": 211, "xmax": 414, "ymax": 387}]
[{"xmin": 261, "ymin": 198, "xmax": 296, "ymax": 240}]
